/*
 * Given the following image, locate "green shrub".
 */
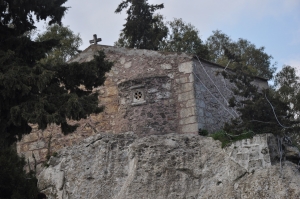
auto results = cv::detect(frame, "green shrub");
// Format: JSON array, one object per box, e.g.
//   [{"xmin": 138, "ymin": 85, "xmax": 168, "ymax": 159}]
[
  {"xmin": 198, "ymin": 129, "xmax": 209, "ymax": 136},
  {"xmin": 52, "ymin": 152, "xmax": 58, "ymax": 157},
  {"xmin": 210, "ymin": 130, "xmax": 254, "ymax": 148}
]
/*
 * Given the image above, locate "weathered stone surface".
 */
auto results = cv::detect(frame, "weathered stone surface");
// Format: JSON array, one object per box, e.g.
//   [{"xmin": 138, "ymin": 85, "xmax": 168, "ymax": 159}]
[
  {"xmin": 175, "ymin": 77, "xmax": 188, "ymax": 84},
  {"xmin": 178, "ymin": 90, "xmax": 194, "ymax": 102},
  {"xmin": 22, "ymin": 132, "xmax": 39, "ymax": 143},
  {"xmin": 178, "ymin": 82, "xmax": 193, "ymax": 93},
  {"xmin": 181, "ymin": 123, "xmax": 198, "ymax": 133},
  {"xmin": 124, "ymin": 61, "xmax": 132, "ymax": 68},
  {"xmin": 185, "ymin": 99, "xmax": 196, "ymax": 107},
  {"xmin": 29, "ymin": 140, "xmax": 46, "ymax": 150},
  {"xmin": 284, "ymin": 144, "xmax": 300, "ymax": 164},
  {"xmin": 180, "ymin": 107, "xmax": 195, "ymax": 118},
  {"xmin": 178, "ymin": 61, "xmax": 193, "ymax": 73},
  {"xmin": 18, "ymin": 44, "xmax": 269, "ymax": 177},
  {"xmin": 106, "ymin": 86, "xmax": 118, "ymax": 96},
  {"xmin": 160, "ymin": 63, "xmax": 172, "ymax": 70},
  {"xmin": 38, "ymin": 133, "xmax": 300, "ymax": 199},
  {"xmin": 119, "ymin": 57, "xmax": 126, "ymax": 64},
  {"xmin": 193, "ymin": 62, "xmax": 236, "ymax": 133},
  {"xmin": 179, "ymin": 116, "xmax": 197, "ymax": 125},
  {"xmin": 224, "ymin": 134, "xmax": 272, "ymax": 171},
  {"xmin": 116, "ymin": 76, "xmax": 177, "ymax": 136}
]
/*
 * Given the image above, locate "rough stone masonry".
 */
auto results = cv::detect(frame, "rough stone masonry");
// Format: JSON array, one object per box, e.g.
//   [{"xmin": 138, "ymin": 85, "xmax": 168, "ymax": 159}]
[{"xmin": 17, "ymin": 45, "xmax": 268, "ymax": 173}]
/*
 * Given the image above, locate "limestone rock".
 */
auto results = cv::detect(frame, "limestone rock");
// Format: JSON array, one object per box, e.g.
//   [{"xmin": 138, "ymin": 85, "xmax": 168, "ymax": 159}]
[
  {"xmin": 38, "ymin": 133, "xmax": 300, "ymax": 199},
  {"xmin": 284, "ymin": 144, "xmax": 300, "ymax": 164}
]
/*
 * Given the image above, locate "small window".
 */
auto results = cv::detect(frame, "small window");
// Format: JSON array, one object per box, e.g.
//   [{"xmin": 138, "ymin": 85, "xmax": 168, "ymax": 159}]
[
  {"xmin": 134, "ymin": 90, "xmax": 143, "ymax": 101},
  {"xmin": 132, "ymin": 89, "xmax": 146, "ymax": 105},
  {"xmin": 129, "ymin": 84, "xmax": 146, "ymax": 105}
]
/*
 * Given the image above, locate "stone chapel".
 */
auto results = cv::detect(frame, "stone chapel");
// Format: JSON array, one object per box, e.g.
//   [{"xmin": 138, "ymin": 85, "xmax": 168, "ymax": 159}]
[{"xmin": 17, "ymin": 43, "xmax": 268, "ymax": 172}]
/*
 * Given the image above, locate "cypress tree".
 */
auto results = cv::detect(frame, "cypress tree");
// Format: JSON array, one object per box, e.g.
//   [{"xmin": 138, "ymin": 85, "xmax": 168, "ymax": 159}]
[
  {"xmin": 1, "ymin": 0, "xmax": 113, "ymax": 145},
  {"xmin": 0, "ymin": 138, "xmax": 38, "ymax": 198},
  {"xmin": 115, "ymin": 0, "xmax": 168, "ymax": 50},
  {"xmin": 1, "ymin": 1, "xmax": 113, "ymax": 197}
]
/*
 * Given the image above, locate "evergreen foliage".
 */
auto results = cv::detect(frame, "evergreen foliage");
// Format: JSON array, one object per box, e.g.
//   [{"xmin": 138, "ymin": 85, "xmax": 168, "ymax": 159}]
[
  {"xmin": 274, "ymin": 65, "xmax": 300, "ymax": 116},
  {"xmin": 206, "ymin": 30, "xmax": 276, "ymax": 80},
  {"xmin": 35, "ymin": 24, "xmax": 82, "ymax": 65},
  {"xmin": 274, "ymin": 65, "xmax": 300, "ymax": 147},
  {"xmin": 221, "ymin": 56, "xmax": 298, "ymax": 143},
  {"xmin": 210, "ymin": 130, "xmax": 254, "ymax": 148},
  {"xmin": 0, "ymin": 1, "xmax": 113, "ymax": 143},
  {"xmin": 1, "ymin": 1, "xmax": 113, "ymax": 197},
  {"xmin": 115, "ymin": 0, "xmax": 168, "ymax": 50},
  {"xmin": 0, "ymin": 138, "xmax": 38, "ymax": 198},
  {"xmin": 160, "ymin": 18, "xmax": 209, "ymax": 59}
]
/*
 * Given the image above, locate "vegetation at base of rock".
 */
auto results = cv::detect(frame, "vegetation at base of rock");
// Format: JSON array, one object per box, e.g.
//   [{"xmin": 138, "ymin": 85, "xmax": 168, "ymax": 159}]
[
  {"xmin": 44, "ymin": 150, "xmax": 59, "ymax": 168},
  {"xmin": 210, "ymin": 130, "xmax": 254, "ymax": 148},
  {"xmin": 52, "ymin": 152, "xmax": 58, "ymax": 157},
  {"xmin": 43, "ymin": 163, "xmax": 50, "ymax": 168},
  {"xmin": 198, "ymin": 129, "xmax": 209, "ymax": 136},
  {"xmin": 0, "ymin": 138, "xmax": 39, "ymax": 198}
]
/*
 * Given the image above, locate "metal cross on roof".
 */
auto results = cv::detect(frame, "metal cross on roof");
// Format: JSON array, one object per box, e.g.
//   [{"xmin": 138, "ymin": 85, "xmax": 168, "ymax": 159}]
[{"xmin": 89, "ymin": 34, "xmax": 102, "ymax": 45}]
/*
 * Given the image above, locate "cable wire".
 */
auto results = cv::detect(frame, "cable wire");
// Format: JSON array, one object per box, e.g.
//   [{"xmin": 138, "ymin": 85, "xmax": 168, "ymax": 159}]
[
  {"xmin": 192, "ymin": 71, "xmax": 236, "ymax": 118},
  {"xmin": 223, "ymin": 60, "xmax": 231, "ymax": 71},
  {"xmin": 264, "ymin": 93, "xmax": 292, "ymax": 129},
  {"xmin": 195, "ymin": 56, "xmax": 230, "ymax": 106},
  {"xmin": 194, "ymin": 56, "xmax": 239, "ymax": 117}
]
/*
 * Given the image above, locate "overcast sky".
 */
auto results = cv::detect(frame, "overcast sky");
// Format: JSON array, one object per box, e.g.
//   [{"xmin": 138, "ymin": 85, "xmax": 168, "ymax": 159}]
[{"xmin": 37, "ymin": 0, "xmax": 300, "ymax": 75}]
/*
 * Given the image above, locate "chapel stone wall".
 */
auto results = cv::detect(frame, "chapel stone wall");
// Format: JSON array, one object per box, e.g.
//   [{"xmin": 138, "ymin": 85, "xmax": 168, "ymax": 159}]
[
  {"xmin": 117, "ymin": 76, "xmax": 178, "ymax": 136},
  {"xmin": 193, "ymin": 59, "xmax": 237, "ymax": 133},
  {"xmin": 17, "ymin": 46, "xmax": 268, "ymax": 173},
  {"xmin": 17, "ymin": 45, "xmax": 198, "ymax": 173}
]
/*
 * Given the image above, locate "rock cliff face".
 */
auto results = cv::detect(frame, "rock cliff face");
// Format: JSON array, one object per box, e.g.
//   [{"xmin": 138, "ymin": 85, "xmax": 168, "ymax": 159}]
[{"xmin": 38, "ymin": 133, "xmax": 300, "ymax": 199}]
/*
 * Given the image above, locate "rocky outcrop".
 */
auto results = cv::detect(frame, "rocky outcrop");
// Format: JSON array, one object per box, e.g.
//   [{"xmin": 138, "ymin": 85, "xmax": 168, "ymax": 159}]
[
  {"xmin": 284, "ymin": 144, "xmax": 300, "ymax": 164},
  {"xmin": 38, "ymin": 133, "xmax": 300, "ymax": 199}
]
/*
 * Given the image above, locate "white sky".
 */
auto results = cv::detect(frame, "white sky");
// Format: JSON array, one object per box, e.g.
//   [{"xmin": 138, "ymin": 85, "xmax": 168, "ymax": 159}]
[{"xmin": 36, "ymin": 0, "xmax": 300, "ymax": 75}]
